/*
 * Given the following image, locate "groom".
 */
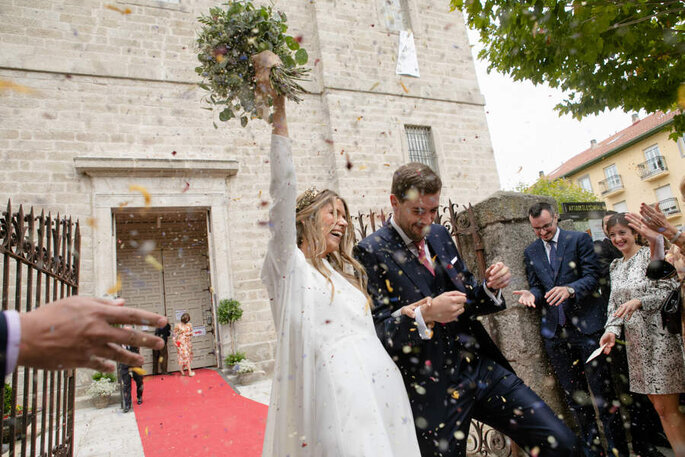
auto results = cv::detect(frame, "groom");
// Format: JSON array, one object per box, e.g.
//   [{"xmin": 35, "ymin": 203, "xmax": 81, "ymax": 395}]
[{"xmin": 355, "ymin": 163, "xmax": 579, "ymax": 457}]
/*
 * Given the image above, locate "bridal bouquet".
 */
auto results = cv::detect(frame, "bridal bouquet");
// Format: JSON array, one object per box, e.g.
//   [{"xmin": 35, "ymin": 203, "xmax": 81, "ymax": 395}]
[{"xmin": 195, "ymin": 1, "xmax": 310, "ymax": 127}]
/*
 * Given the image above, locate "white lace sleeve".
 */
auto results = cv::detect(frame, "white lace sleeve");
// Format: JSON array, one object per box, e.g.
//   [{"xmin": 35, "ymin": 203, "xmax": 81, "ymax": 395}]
[{"xmin": 262, "ymin": 134, "xmax": 297, "ymax": 280}]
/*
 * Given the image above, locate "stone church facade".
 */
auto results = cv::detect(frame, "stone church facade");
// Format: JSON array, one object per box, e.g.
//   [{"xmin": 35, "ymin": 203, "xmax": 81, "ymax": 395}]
[{"xmin": 0, "ymin": 0, "xmax": 500, "ymax": 375}]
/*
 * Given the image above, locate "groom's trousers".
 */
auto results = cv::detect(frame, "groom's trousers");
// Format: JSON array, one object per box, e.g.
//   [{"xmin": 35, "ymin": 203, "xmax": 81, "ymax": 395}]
[{"xmin": 429, "ymin": 356, "xmax": 581, "ymax": 457}]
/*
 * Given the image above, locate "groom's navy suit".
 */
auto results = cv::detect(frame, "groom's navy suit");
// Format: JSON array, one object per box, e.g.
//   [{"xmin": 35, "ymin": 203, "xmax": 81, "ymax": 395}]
[
  {"xmin": 523, "ymin": 228, "xmax": 628, "ymax": 457},
  {"xmin": 356, "ymin": 222, "xmax": 578, "ymax": 457}
]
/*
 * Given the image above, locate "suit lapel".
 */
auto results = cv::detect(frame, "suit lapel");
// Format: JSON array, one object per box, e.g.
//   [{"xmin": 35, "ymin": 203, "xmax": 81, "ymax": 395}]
[
  {"xmin": 426, "ymin": 227, "xmax": 465, "ymax": 292},
  {"xmin": 552, "ymin": 229, "xmax": 564, "ymax": 280},
  {"xmin": 533, "ymin": 239, "xmax": 554, "ymax": 282},
  {"xmin": 380, "ymin": 225, "xmax": 432, "ymax": 297}
]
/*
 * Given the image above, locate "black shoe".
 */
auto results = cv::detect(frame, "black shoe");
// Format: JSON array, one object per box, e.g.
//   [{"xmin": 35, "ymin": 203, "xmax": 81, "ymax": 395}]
[
  {"xmin": 137, "ymin": 398, "xmax": 142, "ymax": 405},
  {"xmin": 123, "ymin": 407, "xmax": 130, "ymax": 413}
]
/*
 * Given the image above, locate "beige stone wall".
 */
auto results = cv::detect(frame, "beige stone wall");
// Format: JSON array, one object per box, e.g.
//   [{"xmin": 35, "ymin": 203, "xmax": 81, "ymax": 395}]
[{"xmin": 0, "ymin": 0, "xmax": 500, "ymax": 373}]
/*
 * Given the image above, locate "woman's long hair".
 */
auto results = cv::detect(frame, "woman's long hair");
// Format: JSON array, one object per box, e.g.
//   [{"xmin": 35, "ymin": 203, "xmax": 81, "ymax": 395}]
[{"xmin": 296, "ymin": 189, "xmax": 368, "ymax": 298}]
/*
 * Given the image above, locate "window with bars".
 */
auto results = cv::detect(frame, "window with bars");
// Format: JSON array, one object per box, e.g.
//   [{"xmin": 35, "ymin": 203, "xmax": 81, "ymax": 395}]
[{"xmin": 405, "ymin": 125, "xmax": 439, "ymax": 174}]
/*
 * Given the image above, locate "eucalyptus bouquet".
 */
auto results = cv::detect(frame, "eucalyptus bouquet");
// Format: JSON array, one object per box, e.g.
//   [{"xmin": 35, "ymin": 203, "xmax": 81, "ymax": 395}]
[{"xmin": 196, "ymin": 1, "xmax": 310, "ymax": 126}]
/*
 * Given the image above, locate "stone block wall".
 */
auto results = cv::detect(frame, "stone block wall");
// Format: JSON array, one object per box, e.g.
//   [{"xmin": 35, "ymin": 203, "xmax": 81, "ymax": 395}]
[{"xmin": 0, "ymin": 0, "xmax": 501, "ymax": 373}]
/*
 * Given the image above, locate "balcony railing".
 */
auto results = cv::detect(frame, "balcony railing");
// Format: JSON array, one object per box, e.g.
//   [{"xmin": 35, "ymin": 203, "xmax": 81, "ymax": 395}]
[
  {"xmin": 598, "ymin": 175, "xmax": 623, "ymax": 195},
  {"xmin": 657, "ymin": 197, "xmax": 681, "ymax": 216},
  {"xmin": 637, "ymin": 156, "xmax": 668, "ymax": 180}
]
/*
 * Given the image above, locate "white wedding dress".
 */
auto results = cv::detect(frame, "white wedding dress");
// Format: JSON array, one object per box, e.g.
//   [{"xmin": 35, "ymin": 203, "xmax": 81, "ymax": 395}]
[{"xmin": 260, "ymin": 135, "xmax": 421, "ymax": 457}]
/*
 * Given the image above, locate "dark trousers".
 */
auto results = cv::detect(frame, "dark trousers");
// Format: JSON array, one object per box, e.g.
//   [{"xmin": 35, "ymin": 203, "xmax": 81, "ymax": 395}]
[
  {"xmin": 430, "ymin": 357, "xmax": 580, "ymax": 457},
  {"xmin": 121, "ymin": 369, "xmax": 143, "ymax": 409},
  {"xmin": 544, "ymin": 327, "xmax": 629, "ymax": 457},
  {"xmin": 609, "ymin": 342, "xmax": 668, "ymax": 452},
  {"xmin": 152, "ymin": 343, "xmax": 168, "ymax": 375}
]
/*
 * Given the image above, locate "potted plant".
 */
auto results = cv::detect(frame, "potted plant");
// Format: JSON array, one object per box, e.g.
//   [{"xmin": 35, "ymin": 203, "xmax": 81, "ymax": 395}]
[
  {"xmin": 218, "ymin": 298, "xmax": 244, "ymax": 367},
  {"xmin": 224, "ymin": 351, "xmax": 246, "ymax": 374},
  {"xmin": 2, "ymin": 384, "xmax": 34, "ymax": 442},
  {"xmin": 87, "ymin": 372, "xmax": 117, "ymax": 409}
]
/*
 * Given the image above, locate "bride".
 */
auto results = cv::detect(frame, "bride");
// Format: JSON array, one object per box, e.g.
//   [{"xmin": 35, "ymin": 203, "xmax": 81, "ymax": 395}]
[{"xmin": 254, "ymin": 51, "xmax": 423, "ymax": 457}]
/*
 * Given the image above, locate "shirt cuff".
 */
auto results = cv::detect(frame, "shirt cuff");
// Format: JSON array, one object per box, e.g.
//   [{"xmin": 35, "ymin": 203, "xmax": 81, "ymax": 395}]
[
  {"xmin": 5, "ymin": 310, "xmax": 21, "ymax": 375},
  {"xmin": 414, "ymin": 307, "xmax": 433, "ymax": 340},
  {"xmin": 482, "ymin": 280, "xmax": 503, "ymax": 306}
]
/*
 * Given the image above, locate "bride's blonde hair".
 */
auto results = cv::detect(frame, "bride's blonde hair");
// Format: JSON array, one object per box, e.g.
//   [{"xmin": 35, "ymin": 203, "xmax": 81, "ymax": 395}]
[{"xmin": 296, "ymin": 188, "xmax": 368, "ymax": 296}]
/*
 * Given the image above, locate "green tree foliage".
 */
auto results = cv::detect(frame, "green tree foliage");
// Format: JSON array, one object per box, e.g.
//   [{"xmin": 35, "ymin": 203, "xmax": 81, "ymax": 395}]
[
  {"xmin": 516, "ymin": 176, "xmax": 599, "ymax": 213},
  {"xmin": 450, "ymin": 0, "xmax": 685, "ymax": 138}
]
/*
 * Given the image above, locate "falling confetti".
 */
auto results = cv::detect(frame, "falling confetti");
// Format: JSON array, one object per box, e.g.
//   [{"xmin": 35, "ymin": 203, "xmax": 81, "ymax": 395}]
[
  {"xmin": 129, "ymin": 184, "xmax": 151, "ymax": 207},
  {"xmin": 145, "ymin": 255, "xmax": 163, "ymax": 271},
  {"xmin": 131, "ymin": 367, "xmax": 147, "ymax": 376},
  {"xmin": 182, "ymin": 181, "xmax": 190, "ymax": 192},
  {"xmin": 385, "ymin": 279, "xmax": 393, "ymax": 292},
  {"xmin": 105, "ymin": 4, "xmax": 132, "ymax": 14},
  {"xmin": 345, "ymin": 153, "xmax": 353, "ymax": 170},
  {"xmin": 369, "ymin": 82, "xmax": 380, "ymax": 91},
  {"xmin": 172, "ymin": 150, "xmax": 177, "ymax": 156},
  {"xmin": 107, "ymin": 274, "xmax": 122, "ymax": 295},
  {"xmin": 86, "ymin": 217, "xmax": 97, "ymax": 230},
  {"xmin": 400, "ymin": 81, "xmax": 409, "ymax": 93},
  {"xmin": 0, "ymin": 79, "xmax": 36, "ymax": 94},
  {"xmin": 516, "ymin": 166, "xmax": 523, "ymax": 173}
]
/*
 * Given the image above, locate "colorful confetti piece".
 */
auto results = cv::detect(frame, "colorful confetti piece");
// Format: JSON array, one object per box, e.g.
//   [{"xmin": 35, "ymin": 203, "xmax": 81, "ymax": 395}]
[
  {"xmin": 105, "ymin": 4, "xmax": 131, "ymax": 14},
  {"xmin": 129, "ymin": 184, "xmax": 151, "ymax": 207},
  {"xmin": 400, "ymin": 81, "xmax": 409, "ymax": 93},
  {"xmin": 145, "ymin": 255, "xmax": 163, "ymax": 271},
  {"xmin": 0, "ymin": 79, "xmax": 36, "ymax": 94},
  {"xmin": 107, "ymin": 274, "xmax": 122, "ymax": 295}
]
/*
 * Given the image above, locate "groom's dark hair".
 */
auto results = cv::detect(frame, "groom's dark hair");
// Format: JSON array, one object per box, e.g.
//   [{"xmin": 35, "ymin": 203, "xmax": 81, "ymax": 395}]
[{"xmin": 391, "ymin": 162, "xmax": 442, "ymax": 202}]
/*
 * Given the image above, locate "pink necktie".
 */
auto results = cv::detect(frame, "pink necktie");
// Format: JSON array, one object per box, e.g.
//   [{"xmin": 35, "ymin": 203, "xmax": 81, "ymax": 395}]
[{"xmin": 414, "ymin": 239, "xmax": 435, "ymax": 276}]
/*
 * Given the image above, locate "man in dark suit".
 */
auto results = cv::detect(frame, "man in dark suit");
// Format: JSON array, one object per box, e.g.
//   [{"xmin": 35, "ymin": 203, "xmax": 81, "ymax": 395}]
[
  {"xmin": 356, "ymin": 163, "xmax": 578, "ymax": 457},
  {"xmin": 514, "ymin": 202, "xmax": 628, "ymax": 457}
]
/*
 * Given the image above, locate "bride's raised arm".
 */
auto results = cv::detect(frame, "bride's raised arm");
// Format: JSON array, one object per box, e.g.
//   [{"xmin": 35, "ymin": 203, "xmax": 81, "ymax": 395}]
[{"xmin": 254, "ymin": 52, "xmax": 296, "ymax": 276}]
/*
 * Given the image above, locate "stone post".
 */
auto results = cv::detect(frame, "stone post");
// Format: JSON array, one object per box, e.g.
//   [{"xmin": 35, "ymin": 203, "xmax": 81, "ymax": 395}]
[{"xmin": 455, "ymin": 191, "xmax": 569, "ymax": 415}]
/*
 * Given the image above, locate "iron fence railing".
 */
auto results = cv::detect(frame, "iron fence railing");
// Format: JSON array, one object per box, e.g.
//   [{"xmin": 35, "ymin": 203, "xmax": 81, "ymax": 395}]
[
  {"xmin": 598, "ymin": 175, "xmax": 623, "ymax": 194},
  {"xmin": 0, "ymin": 200, "xmax": 80, "ymax": 457},
  {"xmin": 637, "ymin": 156, "xmax": 668, "ymax": 180},
  {"xmin": 657, "ymin": 197, "xmax": 681, "ymax": 216}
]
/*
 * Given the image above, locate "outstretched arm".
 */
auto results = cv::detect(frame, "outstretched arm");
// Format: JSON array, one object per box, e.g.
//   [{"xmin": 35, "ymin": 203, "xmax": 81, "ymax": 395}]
[
  {"xmin": 254, "ymin": 51, "xmax": 297, "ymax": 275},
  {"xmin": 15, "ymin": 296, "xmax": 166, "ymax": 373}
]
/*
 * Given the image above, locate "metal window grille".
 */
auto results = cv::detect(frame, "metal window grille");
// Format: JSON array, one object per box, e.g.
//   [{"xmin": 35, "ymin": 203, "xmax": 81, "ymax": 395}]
[{"xmin": 405, "ymin": 125, "xmax": 439, "ymax": 174}]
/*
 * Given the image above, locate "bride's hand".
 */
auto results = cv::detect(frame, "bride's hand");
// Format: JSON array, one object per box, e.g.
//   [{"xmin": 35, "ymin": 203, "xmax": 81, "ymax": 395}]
[
  {"xmin": 400, "ymin": 297, "xmax": 432, "ymax": 319},
  {"xmin": 251, "ymin": 50, "xmax": 282, "ymax": 99}
]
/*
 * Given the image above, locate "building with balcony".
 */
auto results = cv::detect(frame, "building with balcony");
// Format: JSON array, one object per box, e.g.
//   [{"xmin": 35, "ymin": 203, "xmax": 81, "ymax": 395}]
[{"xmin": 549, "ymin": 112, "xmax": 685, "ymax": 226}]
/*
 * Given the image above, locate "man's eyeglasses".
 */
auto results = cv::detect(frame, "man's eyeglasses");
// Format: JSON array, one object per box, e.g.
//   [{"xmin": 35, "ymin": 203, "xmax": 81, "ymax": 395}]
[{"xmin": 532, "ymin": 221, "xmax": 555, "ymax": 233}]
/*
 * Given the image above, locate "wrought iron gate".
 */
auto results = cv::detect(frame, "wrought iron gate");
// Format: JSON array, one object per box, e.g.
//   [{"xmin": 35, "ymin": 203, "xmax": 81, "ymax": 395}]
[{"xmin": 0, "ymin": 200, "xmax": 80, "ymax": 457}]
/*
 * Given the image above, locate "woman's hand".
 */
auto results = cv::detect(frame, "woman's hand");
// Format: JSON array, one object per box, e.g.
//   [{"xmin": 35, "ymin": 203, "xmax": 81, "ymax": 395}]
[
  {"xmin": 613, "ymin": 298, "xmax": 642, "ymax": 320},
  {"xmin": 639, "ymin": 203, "xmax": 675, "ymax": 236},
  {"xmin": 626, "ymin": 212, "xmax": 661, "ymax": 246},
  {"xmin": 599, "ymin": 331, "xmax": 616, "ymax": 355},
  {"xmin": 251, "ymin": 50, "xmax": 282, "ymax": 100},
  {"xmin": 251, "ymin": 50, "xmax": 288, "ymax": 135}
]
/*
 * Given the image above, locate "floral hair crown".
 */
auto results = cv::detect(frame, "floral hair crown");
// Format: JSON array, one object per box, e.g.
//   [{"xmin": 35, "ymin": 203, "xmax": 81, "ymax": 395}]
[{"xmin": 296, "ymin": 186, "xmax": 322, "ymax": 212}]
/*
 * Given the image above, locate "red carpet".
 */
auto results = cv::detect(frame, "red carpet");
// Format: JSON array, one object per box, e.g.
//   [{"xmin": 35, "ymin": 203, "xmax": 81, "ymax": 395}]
[{"xmin": 133, "ymin": 369, "xmax": 268, "ymax": 457}]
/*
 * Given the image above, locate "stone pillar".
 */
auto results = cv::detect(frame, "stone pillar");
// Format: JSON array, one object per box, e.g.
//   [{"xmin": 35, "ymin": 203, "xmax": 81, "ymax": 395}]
[{"xmin": 455, "ymin": 191, "xmax": 568, "ymax": 415}]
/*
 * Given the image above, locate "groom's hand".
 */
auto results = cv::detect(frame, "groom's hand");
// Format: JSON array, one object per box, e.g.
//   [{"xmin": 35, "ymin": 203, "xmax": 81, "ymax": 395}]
[{"xmin": 421, "ymin": 291, "xmax": 466, "ymax": 325}]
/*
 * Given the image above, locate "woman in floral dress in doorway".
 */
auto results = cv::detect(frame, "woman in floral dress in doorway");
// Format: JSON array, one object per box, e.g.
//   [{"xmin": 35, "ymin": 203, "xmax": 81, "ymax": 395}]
[{"xmin": 173, "ymin": 312, "xmax": 194, "ymax": 376}]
